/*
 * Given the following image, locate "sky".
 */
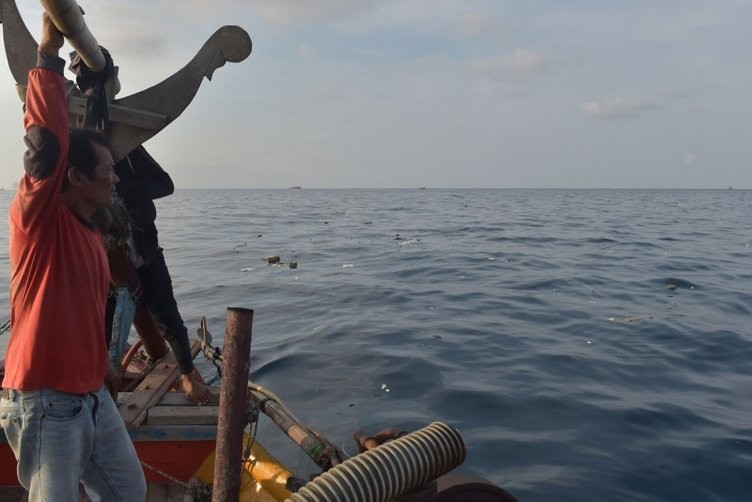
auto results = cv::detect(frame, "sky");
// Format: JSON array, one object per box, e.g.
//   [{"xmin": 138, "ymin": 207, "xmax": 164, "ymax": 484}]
[{"xmin": 0, "ymin": 0, "xmax": 750, "ymax": 189}]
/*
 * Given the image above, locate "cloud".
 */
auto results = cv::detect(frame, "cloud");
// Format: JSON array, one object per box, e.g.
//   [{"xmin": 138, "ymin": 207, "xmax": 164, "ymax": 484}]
[
  {"xmin": 299, "ymin": 44, "xmax": 319, "ymax": 59},
  {"xmin": 457, "ymin": 13, "xmax": 497, "ymax": 37},
  {"xmin": 474, "ymin": 49, "xmax": 549, "ymax": 79},
  {"xmin": 470, "ymin": 49, "xmax": 550, "ymax": 96},
  {"xmin": 253, "ymin": 0, "xmax": 373, "ymax": 25},
  {"xmin": 581, "ymin": 97, "xmax": 660, "ymax": 118}
]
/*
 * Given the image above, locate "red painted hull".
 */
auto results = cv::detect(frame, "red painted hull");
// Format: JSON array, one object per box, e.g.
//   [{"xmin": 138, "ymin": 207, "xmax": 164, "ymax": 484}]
[
  {"xmin": 135, "ymin": 440, "xmax": 216, "ymax": 483},
  {"xmin": 0, "ymin": 439, "xmax": 216, "ymax": 486},
  {"xmin": 0, "ymin": 443, "xmax": 17, "ymax": 486}
]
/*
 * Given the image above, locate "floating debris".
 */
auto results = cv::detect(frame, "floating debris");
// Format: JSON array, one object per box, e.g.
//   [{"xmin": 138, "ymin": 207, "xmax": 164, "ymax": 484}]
[
  {"xmin": 624, "ymin": 316, "xmax": 646, "ymax": 323},
  {"xmin": 262, "ymin": 255, "xmax": 297, "ymax": 269},
  {"xmin": 240, "ymin": 267, "xmax": 255, "ymax": 275},
  {"xmin": 273, "ymin": 261, "xmax": 297, "ymax": 269},
  {"xmin": 608, "ymin": 316, "xmax": 653, "ymax": 323},
  {"xmin": 362, "ymin": 221, "xmax": 372, "ymax": 224},
  {"xmin": 342, "ymin": 264, "xmax": 354, "ymax": 268},
  {"xmin": 399, "ymin": 238, "xmax": 421, "ymax": 245}
]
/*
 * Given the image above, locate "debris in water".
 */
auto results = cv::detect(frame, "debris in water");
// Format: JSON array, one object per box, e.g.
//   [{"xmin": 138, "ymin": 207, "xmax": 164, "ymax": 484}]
[
  {"xmin": 273, "ymin": 261, "xmax": 297, "ymax": 269},
  {"xmin": 262, "ymin": 255, "xmax": 280, "ymax": 264}
]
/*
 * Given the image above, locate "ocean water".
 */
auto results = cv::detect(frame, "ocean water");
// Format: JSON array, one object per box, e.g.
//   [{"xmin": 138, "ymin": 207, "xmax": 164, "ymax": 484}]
[{"xmin": 1, "ymin": 188, "xmax": 751, "ymax": 501}]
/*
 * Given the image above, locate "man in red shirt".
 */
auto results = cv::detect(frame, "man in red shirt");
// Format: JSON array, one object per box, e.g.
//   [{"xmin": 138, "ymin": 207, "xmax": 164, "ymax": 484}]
[{"xmin": 0, "ymin": 13, "xmax": 146, "ymax": 501}]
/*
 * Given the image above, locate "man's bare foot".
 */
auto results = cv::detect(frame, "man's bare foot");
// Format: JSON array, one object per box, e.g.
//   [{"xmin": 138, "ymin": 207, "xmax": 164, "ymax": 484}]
[{"xmin": 181, "ymin": 368, "xmax": 211, "ymax": 405}]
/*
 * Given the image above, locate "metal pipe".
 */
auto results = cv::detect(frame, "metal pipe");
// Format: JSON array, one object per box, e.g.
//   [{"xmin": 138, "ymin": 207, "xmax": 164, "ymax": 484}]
[
  {"xmin": 250, "ymin": 390, "xmax": 339, "ymax": 469},
  {"xmin": 212, "ymin": 307, "xmax": 254, "ymax": 502},
  {"xmin": 39, "ymin": 0, "xmax": 105, "ymax": 70}
]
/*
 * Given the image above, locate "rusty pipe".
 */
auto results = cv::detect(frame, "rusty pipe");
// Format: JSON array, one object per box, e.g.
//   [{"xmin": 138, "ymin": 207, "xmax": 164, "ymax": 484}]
[{"xmin": 212, "ymin": 307, "xmax": 254, "ymax": 502}]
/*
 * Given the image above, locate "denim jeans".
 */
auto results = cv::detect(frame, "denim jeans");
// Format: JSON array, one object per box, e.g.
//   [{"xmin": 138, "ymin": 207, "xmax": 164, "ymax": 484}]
[
  {"xmin": 0, "ymin": 386, "xmax": 146, "ymax": 502},
  {"xmin": 109, "ymin": 287, "xmax": 137, "ymax": 369}
]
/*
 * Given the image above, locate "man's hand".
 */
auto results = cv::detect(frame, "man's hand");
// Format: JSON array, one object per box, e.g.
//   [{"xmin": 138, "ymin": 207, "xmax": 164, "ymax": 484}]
[
  {"xmin": 39, "ymin": 12, "xmax": 64, "ymax": 56},
  {"xmin": 104, "ymin": 365, "xmax": 122, "ymax": 399},
  {"xmin": 180, "ymin": 368, "xmax": 211, "ymax": 405}
]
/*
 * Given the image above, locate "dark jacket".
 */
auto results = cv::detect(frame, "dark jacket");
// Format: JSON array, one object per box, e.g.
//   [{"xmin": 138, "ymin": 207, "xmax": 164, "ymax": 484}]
[{"xmin": 115, "ymin": 145, "xmax": 173, "ymax": 265}]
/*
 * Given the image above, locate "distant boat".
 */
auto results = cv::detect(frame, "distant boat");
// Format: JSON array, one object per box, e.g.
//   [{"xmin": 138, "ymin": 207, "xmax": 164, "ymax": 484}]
[{"xmin": 289, "ymin": 186, "xmax": 302, "ymax": 189}]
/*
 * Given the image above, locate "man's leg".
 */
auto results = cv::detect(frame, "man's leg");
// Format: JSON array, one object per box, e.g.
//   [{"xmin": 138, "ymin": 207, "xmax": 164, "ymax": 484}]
[
  {"xmin": 138, "ymin": 248, "xmax": 194, "ymax": 372},
  {"xmin": 80, "ymin": 386, "xmax": 146, "ymax": 502},
  {"xmin": 1, "ymin": 389, "xmax": 94, "ymax": 501}
]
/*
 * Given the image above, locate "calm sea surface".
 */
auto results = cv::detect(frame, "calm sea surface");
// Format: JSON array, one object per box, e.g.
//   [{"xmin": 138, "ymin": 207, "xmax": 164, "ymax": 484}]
[{"xmin": 1, "ymin": 188, "xmax": 751, "ymax": 501}]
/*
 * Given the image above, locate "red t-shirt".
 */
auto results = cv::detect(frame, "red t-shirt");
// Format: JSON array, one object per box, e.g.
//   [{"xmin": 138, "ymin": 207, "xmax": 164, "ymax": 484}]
[{"xmin": 2, "ymin": 62, "xmax": 109, "ymax": 394}]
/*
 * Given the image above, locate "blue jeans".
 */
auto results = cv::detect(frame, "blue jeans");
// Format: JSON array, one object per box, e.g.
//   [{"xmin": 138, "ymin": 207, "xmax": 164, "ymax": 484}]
[
  {"xmin": 0, "ymin": 386, "xmax": 146, "ymax": 501},
  {"xmin": 109, "ymin": 287, "xmax": 137, "ymax": 369}
]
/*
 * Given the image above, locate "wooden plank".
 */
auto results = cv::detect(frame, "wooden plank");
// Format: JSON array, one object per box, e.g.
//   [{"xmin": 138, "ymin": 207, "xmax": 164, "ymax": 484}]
[
  {"xmin": 145, "ymin": 483, "xmax": 192, "ymax": 502},
  {"xmin": 128, "ymin": 425, "xmax": 218, "ymax": 442},
  {"xmin": 147, "ymin": 405, "xmax": 219, "ymax": 426},
  {"xmin": 155, "ymin": 387, "xmax": 220, "ymax": 406},
  {"xmin": 119, "ymin": 354, "xmax": 180, "ymax": 430},
  {"xmin": 145, "ymin": 482, "xmax": 166, "ymax": 502},
  {"xmin": 119, "ymin": 386, "xmax": 221, "ymax": 407},
  {"xmin": 119, "ymin": 340, "xmax": 201, "ymax": 430},
  {"xmin": 165, "ymin": 483, "xmax": 189, "ymax": 502},
  {"xmin": 0, "ymin": 487, "xmax": 27, "ymax": 502}
]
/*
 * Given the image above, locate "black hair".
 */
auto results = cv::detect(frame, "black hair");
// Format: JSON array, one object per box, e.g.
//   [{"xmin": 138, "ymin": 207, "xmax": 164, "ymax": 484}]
[{"xmin": 63, "ymin": 128, "xmax": 108, "ymax": 190}]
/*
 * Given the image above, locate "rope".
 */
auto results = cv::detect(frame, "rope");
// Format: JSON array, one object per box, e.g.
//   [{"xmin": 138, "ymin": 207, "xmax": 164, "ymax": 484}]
[
  {"xmin": 242, "ymin": 398, "xmax": 261, "ymax": 461},
  {"xmin": 0, "ymin": 319, "xmax": 10, "ymax": 336}
]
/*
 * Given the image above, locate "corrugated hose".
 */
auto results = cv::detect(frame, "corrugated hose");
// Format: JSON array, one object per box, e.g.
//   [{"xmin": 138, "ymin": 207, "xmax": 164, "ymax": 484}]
[{"xmin": 285, "ymin": 421, "xmax": 466, "ymax": 502}]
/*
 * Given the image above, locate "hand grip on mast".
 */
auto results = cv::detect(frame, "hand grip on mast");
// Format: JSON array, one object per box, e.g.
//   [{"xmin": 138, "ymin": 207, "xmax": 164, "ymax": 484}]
[{"xmin": 39, "ymin": 0, "xmax": 104, "ymax": 71}]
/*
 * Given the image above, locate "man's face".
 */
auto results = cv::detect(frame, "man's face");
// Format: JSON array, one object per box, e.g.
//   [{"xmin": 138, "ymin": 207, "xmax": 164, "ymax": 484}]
[{"xmin": 83, "ymin": 142, "xmax": 119, "ymax": 208}]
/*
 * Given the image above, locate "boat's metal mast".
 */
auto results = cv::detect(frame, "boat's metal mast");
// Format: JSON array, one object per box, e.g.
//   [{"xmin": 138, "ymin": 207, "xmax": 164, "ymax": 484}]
[{"xmin": 39, "ymin": 0, "xmax": 104, "ymax": 70}]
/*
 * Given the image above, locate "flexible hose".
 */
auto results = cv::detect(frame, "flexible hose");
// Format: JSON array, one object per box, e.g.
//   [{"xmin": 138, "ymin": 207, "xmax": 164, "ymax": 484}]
[{"xmin": 285, "ymin": 421, "xmax": 466, "ymax": 502}]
